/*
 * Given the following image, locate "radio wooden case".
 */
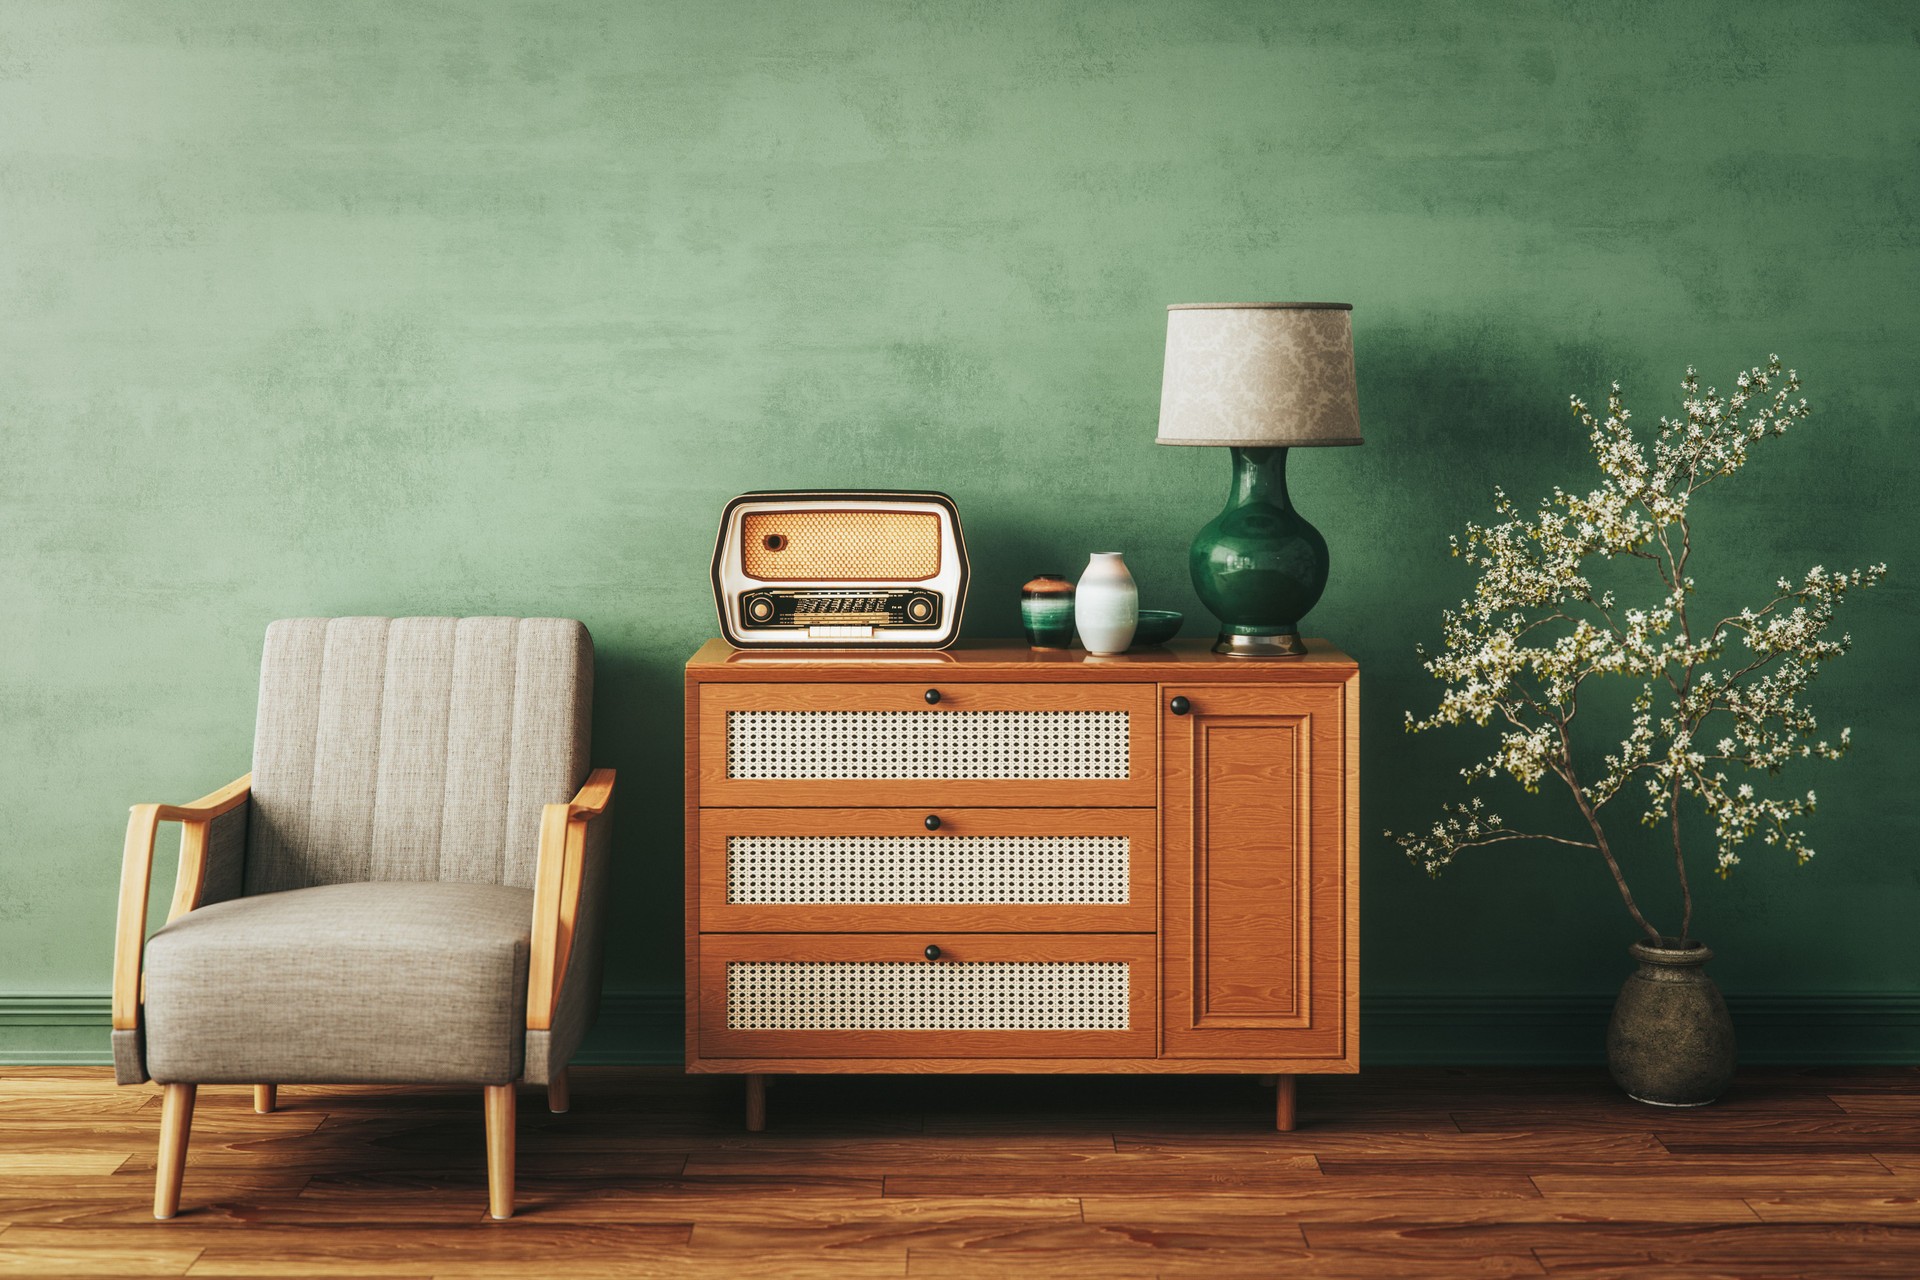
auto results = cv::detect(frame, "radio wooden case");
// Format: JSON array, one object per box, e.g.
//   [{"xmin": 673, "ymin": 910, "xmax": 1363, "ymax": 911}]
[{"xmin": 711, "ymin": 490, "xmax": 969, "ymax": 649}]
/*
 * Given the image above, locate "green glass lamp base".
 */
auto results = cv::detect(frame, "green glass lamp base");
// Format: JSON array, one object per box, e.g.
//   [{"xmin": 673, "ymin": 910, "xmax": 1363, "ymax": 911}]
[{"xmin": 1188, "ymin": 446, "xmax": 1329, "ymax": 660}]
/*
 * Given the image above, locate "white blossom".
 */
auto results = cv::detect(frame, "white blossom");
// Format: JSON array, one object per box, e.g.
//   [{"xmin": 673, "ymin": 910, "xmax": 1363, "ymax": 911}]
[{"xmin": 1390, "ymin": 358, "xmax": 1885, "ymax": 936}]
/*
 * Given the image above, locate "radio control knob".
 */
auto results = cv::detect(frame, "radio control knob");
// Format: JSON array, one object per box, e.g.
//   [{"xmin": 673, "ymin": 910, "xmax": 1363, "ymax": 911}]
[
  {"xmin": 907, "ymin": 597, "xmax": 933, "ymax": 621},
  {"xmin": 747, "ymin": 598, "xmax": 774, "ymax": 622}
]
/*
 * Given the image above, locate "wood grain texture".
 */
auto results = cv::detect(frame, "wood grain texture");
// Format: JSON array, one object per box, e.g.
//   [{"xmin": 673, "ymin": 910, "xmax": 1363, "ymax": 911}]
[
  {"xmin": 482, "ymin": 1084, "xmax": 514, "ymax": 1220},
  {"xmin": 152, "ymin": 1083, "xmax": 194, "ymax": 1220},
  {"xmin": 687, "ymin": 638, "xmax": 1359, "ymax": 677},
  {"xmin": 696, "ymin": 681, "xmax": 1160, "ymax": 808},
  {"xmin": 112, "ymin": 807, "xmax": 163, "ymax": 1034},
  {"xmin": 696, "ymin": 933, "xmax": 1156, "ymax": 1062},
  {"xmin": 112, "ymin": 774, "xmax": 251, "ymax": 1036},
  {"xmin": 1161, "ymin": 679, "xmax": 1355, "ymax": 1065},
  {"xmin": 744, "ymin": 1074, "xmax": 766, "ymax": 1133},
  {"xmin": 684, "ymin": 645, "xmax": 1359, "ymax": 1090},
  {"xmin": 3, "ymin": 1067, "xmax": 1917, "ymax": 1275},
  {"xmin": 528, "ymin": 768, "xmax": 616, "ymax": 1033},
  {"xmin": 697, "ymin": 807, "xmax": 1158, "ymax": 933}
]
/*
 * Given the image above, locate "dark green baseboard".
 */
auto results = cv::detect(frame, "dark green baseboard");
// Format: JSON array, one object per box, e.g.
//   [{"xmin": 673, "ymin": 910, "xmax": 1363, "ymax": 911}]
[{"xmin": 5, "ymin": 992, "xmax": 1915, "ymax": 1067}]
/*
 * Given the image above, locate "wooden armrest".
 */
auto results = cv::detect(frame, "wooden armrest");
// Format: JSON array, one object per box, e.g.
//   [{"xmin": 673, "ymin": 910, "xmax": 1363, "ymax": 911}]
[
  {"xmin": 566, "ymin": 769, "xmax": 615, "ymax": 820},
  {"xmin": 528, "ymin": 769, "xmax": 616, "ymax": 1032},
  {"xmin": 112, "ymin": 774, "xmax": 251, "ymax": 1034},
  {"xmin": 152, "ymin": 774, "xmax": 252, "ymax": 823}
]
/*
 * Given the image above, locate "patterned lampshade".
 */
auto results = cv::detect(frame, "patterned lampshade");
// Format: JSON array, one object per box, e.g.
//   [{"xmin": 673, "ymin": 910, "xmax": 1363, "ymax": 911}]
[{"xmin": 1155, "ymin": 303, "xmax": 1362, "ymax": 447}]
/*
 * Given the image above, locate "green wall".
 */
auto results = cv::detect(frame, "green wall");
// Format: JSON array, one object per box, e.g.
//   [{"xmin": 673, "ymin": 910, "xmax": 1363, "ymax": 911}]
[{"xmin": 4, "ymin": 1, "xmax": 1915, "ymax": 1064}]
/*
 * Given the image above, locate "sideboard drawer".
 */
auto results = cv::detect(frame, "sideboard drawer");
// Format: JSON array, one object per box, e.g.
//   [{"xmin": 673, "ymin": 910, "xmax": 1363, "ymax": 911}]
[
  {"xmin": 699, "ymin": 807, "xmax": 1155, "ymax": 932},
  {"xmin": 696, "ymin": 682, "xmax": 1157, "ymax": 806},
  {"xmin": 697, "ymin": 933, "xmax": 1156, "ymax": 1059}
]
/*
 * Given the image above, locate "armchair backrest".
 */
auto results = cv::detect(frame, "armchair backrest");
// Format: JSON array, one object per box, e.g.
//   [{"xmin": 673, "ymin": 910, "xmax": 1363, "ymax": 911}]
[{"xmin": 244, "ymin": 617, "xmax": 593, "ymax": 895}]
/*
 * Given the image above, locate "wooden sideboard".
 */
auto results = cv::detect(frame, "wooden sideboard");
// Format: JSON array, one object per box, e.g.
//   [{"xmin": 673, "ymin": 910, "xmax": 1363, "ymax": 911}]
[{"xmin": 683, "ymin": 639, "xmax": 1358, "ymax": 1130}]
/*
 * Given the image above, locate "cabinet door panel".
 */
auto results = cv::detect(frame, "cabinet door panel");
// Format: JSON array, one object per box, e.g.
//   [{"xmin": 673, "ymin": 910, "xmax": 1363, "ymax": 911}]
[{"xmin": 1162, "ymin": 679, "xmax": 1356, "ymax": 1062}]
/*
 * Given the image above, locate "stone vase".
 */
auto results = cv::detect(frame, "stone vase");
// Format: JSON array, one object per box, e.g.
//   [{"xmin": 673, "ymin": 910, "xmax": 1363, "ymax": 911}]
[
  {"xmin": 1074, "ymin": 553, "xmax": 1138, "ymax": 656},
  {"xmin": 1606, "ymin": 938, "xmax": 1737, "ymax": 1107}
]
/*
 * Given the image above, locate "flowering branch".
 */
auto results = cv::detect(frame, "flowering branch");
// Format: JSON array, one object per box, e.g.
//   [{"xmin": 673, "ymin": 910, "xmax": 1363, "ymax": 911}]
[{"xmin": 1391, "ymin": 357, "xmax": 1885, "ymax": 942}]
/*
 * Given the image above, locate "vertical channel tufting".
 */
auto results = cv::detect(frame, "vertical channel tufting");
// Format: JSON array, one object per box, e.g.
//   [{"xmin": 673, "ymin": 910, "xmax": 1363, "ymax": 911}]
[
  {"xmin": 368, "ymin": 618, "xmax": 457, "ymax": 882},
  {"xmin": 432, "ymin": 621, "xmax": 462, "ymax": 881},
  {"xmin": 245, "ymin": 619, "xmax": 329, "ymax": 895},
  {"xmin": 439, "ymin": 619, "xmax": 518, "ymax": 883},
  {"xmin": 303, "ymin": 619, "xmax": 388, "ymax": 887},
  {"xmin": 500, "ymin": 619, "xmax": 593, "ymax": 890},
  {"xmin": 242, "ymin": 617, "xmax": 592, "ymax": 896},
  {"xmin": 499, "ymin": 622, "xmax": 524, "ymax": 887}
]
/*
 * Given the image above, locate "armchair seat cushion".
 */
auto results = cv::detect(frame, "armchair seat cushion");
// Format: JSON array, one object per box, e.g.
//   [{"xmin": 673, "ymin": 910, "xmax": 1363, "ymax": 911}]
[{"xmin": 143, "ymin": 881, "xmax": 533, "ymax": 1086}]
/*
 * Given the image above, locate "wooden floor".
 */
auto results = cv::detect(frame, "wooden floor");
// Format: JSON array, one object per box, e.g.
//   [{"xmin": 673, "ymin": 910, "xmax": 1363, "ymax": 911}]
[{"xmin": 1, "ymin": 1066, "xmax": 1917, "ymax": 1277}]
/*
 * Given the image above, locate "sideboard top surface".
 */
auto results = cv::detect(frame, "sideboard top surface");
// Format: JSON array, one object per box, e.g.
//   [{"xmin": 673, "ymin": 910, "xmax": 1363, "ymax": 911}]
[{"xmin": 687, "ymin": 638, "xmax": 1356, "ymax": 679}]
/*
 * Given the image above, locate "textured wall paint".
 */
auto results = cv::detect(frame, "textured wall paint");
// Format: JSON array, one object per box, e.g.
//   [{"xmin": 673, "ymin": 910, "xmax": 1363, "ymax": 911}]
[{"xmin": 2, "ymin": 2, "xmax": 1915, "ymax": 1057}]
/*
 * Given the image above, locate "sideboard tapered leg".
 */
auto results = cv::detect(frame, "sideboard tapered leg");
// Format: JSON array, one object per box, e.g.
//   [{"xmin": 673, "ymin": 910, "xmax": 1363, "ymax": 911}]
[
  {"xmin": 1275, "ymin": 1075, "xmax": 1297, "ymax": 1131},
  {"xmin": 745, "ymin": 1073, "xmax": 767, "ymax": 1132}
]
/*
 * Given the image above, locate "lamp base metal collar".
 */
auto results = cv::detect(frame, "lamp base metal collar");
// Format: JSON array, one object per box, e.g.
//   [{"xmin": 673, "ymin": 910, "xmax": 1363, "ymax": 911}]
[{"xmin": 1211, "ymin": 630, "xmax": 1309, "ymax": 658}]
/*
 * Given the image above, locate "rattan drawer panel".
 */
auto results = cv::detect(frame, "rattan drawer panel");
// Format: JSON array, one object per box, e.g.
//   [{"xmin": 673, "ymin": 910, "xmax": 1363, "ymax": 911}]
[
  {"xmin": 697, "ymin": 683, "xmax": 1157, "ymax": 806},
  {"xmin": 698, "ymin": 808, "xmax": 1156, "ymax": 932},
  {"xmin": 697, "ymin": 933, "xmax": 1156, "ymax": 1059}
]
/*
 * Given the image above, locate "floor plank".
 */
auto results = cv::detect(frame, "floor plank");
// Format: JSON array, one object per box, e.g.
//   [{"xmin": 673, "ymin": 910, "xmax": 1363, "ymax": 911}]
[
  {"xmin": 0, "ymin": 1067, "xmax": 1913, "ymax": 1276},
  {"xmin": 0, "ymin": 1152, "xmax": 131, "ymax": 1176},
  {"xmin": 1083, "ymin": 1184, "xmax": 1759, "ymax": 1226},
  {"xmin": 0, "ymin": 1225, "xmax": 203, "ymax": 1276},
  {"xmin": 1744, "ymin": 1190, "xmax": 1920, "ymax": 1223}
]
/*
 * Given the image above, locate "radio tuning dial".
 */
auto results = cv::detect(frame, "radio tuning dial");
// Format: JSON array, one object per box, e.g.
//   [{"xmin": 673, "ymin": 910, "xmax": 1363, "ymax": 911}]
[
  {"xmin": 907, "ymin": 597, "xmax": 932, "ymax": 621},
  {"xmin": 747, "ymin": 597, "xmax": 774, "ymax": 622}
]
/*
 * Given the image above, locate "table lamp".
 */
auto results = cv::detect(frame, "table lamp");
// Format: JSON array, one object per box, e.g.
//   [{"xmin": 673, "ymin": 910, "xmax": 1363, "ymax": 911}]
[{"xmin": 1155, "ymin": 302, "xmax": 1361, "ymax": 657}]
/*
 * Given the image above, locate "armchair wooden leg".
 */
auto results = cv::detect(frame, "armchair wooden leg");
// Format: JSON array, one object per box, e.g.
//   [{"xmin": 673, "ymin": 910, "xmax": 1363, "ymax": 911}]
[
  {"xmin": 745, "ymin": 1072, "xmax": 766, "ymax": 1132},
  {"xmin": 483, "ymin": 1084, "xmax": 516, "ymax": 1220},
  {"xmin": 547, "ymin": 1067, "xmax": 570, "ymax": 1115},
  {"xmin": 1275, "ymin": 1074, "xmax": 1297, "ymax": 1132},
  {"xmin": 154, "ymin": 1084, "xmax": 196, "ymax": 1220},
  {"xmin": 253, "ymin": 1085, "xmax": 276, "ymax": 1114}
]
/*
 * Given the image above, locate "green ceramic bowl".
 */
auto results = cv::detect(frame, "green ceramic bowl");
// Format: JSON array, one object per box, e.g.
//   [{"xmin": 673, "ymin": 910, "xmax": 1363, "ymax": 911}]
[{"xmin": 1130, "ymin": 610, "xmax": 1183, "ymax": 648}]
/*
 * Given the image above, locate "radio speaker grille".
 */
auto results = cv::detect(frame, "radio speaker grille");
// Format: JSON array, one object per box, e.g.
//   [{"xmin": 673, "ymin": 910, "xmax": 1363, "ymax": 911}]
[
  {"xmin": 727, "ymin": 710, "xmax": 1129, "ymax": 780},
  {"xmin": 726, "ymin": 960, "xmax": 1130, "ymax": 1030},
  {"xmin": 727, "ymin": 834, "xmax": 1130, "ymax": 904},
  {"xmin": 741, "ymin": 510, "xmax": 941, "ymax": 582}
]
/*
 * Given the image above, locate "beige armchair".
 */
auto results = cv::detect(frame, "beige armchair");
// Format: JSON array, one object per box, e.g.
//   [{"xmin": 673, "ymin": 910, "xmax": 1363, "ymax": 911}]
[{"xmin": 113, "ymin": 617, "xmax": 616, "ymax": 1220}]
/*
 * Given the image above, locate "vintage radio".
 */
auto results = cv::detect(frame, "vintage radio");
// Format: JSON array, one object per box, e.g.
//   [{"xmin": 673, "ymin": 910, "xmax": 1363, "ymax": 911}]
[{"xmin": 710, "ymin": 490, "xmax": 968, "ymax": 649}]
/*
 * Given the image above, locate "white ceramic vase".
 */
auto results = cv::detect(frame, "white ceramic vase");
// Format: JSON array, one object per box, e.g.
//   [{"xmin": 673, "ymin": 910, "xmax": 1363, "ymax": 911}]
[{"xmin": 1075, "ymin": 552, "xmax": 1139, "ymax": 655}]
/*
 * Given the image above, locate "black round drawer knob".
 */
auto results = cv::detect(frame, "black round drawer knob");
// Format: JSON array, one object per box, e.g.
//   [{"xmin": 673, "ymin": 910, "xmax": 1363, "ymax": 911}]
[
  {"xmin": 924, "ymin": 814, "xmax": 942, "ymax": 831},
  {"xmin": 924, "ymin": 944, "xmax": 942, "ymax": 961},
  {"xmin": 1169, "ymin": 696, "xmax": 1191, "ymax": 715},
  {"xmin": 924, "ymin": 688, "xmax": 941, "ymax": 705}
]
